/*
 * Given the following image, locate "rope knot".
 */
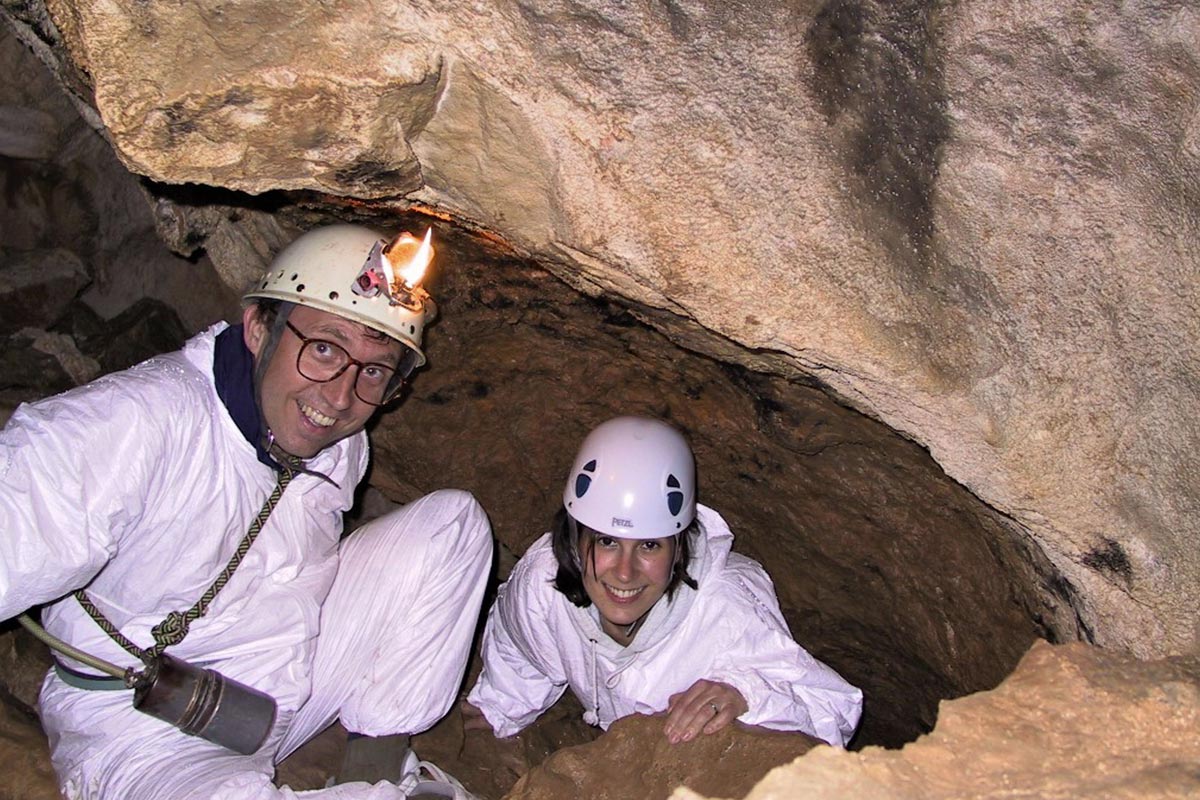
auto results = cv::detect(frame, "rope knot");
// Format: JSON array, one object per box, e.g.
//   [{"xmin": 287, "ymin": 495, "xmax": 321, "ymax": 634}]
[{"xmin": 151, "ymin": 611, "xmax": 191, "ymax": 648}]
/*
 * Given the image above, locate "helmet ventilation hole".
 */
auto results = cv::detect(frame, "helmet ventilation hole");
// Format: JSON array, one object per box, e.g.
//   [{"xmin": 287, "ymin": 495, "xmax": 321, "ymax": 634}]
[
  {"xmin": 290, "ymin": 273, "xmax": 299, "ymax": 281},
  {"xmin": 329, "ymin": 291, "xmax": 339, "ymax": 300},
  {"xmin": 296, "ymin": 284, "xmax": 305, "ymax": 292},
  {"xmin": 573, "ymin": 460, "xmax": 598, "ymax": 498},
  {"xmin": 667, "ymin": 474, "xmax": 684, "ymax": 515}
]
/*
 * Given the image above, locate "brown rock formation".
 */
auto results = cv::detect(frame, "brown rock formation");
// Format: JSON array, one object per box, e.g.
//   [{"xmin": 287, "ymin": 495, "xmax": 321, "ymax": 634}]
[
  {"xmin": 507, "ymin": 715, "xmax": 819, "ymax": 800},
  {"xmin": 0, "ymin": 703, "xmax": 57, "ymax": 800},
  {"xmin": 675, "ymin": 641, "xmax": 1200, "ymax": 800},
  {"xmin": 0, "ymin": 624, "xmax": 56, "ymax": 800}
]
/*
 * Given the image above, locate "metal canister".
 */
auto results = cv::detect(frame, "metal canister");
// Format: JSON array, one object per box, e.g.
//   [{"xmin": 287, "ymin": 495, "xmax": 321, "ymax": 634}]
[{"xmin": 133, "ymin": 653, "xmax": 277, "ymax": 755}]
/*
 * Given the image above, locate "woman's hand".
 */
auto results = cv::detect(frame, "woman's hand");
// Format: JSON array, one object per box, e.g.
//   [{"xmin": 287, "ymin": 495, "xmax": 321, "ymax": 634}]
[
  {"xmin": 663, "ymin": 679, "xmax": 748, "ymax": 744},
  {"xmin": 460, "ymin": 699, "xmax": 493, "ymax": 732}
]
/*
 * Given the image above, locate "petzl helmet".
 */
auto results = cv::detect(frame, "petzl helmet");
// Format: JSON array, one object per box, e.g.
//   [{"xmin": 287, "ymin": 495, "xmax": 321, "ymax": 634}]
[
  {"xmin": 563, "ymin": 416, "xmax": 697, "ymax": 538},
  {"xmin": 243, "ymin": 224, "xmax": 436, "ymax": 376}
]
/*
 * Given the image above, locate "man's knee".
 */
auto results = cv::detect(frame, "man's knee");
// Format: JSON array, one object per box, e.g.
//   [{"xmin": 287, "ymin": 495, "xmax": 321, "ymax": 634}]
[
  {"xmin": 348, "ymin": 489, "xmax": 491, "ymax": 564},
  {"xmin": 425, "ymin": 487, "xmax": 485, "ymax": 520},
  {"xmin": 414, "ymin": 488, "xmax": 492, "ymax": 549}
]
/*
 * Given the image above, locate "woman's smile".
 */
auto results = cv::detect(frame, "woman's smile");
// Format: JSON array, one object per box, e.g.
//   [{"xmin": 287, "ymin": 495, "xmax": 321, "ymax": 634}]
[{"xmin": 582, "ymin": 533, "xmax": 676, "ymax": 642}]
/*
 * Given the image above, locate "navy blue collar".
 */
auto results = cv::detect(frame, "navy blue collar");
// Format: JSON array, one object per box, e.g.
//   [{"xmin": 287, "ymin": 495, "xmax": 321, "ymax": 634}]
[{"xmin": 213, "ymin": 324, "xmax": 279, "ymax": 470}]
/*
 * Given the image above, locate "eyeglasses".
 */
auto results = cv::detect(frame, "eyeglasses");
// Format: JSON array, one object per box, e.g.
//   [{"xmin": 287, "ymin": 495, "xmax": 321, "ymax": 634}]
[{"xmin": 285, "ymin": 321, "xmax": 406, "ymax": 406}]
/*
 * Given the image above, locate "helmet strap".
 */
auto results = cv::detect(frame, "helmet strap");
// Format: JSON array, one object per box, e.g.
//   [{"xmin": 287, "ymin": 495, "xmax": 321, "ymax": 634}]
[
  {"xmin": 250, "ymin": 302, "xmax": 304, "ymax": 467},
  {"xmin": 251, "ymin": 301, "xmax": 294, "ymax": 392}
]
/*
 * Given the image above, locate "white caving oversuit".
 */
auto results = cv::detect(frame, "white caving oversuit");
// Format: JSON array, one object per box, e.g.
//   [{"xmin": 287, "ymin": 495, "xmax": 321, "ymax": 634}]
[
  {"xmin": 0, "ymin": 323, "xmax": 493, "ymax": 799},
  {"xmin": 467, "ymin": 505, "xmax": 863, "ymax": 748}
]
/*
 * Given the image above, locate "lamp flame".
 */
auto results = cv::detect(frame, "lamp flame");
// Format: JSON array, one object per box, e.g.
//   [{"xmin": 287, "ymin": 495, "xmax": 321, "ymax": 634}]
[
  {"xmin": 382, "ymin": 228, "xmax": 434, "ymax": 292},
  {"xmin": 378, "ymin": 250, "xmax": 395, "ymax": 290}
]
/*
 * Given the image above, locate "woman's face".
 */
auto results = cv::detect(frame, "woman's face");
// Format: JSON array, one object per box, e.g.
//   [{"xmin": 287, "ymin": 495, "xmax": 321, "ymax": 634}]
[{"xmin": 581, "ymin": 531, "xmax": 676, "ymax": 639}]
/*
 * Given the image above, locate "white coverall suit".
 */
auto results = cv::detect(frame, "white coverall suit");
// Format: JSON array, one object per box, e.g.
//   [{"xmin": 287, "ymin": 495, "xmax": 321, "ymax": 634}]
[
  {"xmin": 467, "ymin": 505, "xmax": 863, "ymax": 748},
  {"xmin": 0, "ymin": 324, "xmax": 493, "ymax": 799}
]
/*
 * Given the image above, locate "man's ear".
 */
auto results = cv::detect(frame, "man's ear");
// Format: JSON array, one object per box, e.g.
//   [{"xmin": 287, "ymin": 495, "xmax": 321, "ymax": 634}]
[{"xmin": 243, "ymin": 305, "xmax": 266, "ymax": 359}]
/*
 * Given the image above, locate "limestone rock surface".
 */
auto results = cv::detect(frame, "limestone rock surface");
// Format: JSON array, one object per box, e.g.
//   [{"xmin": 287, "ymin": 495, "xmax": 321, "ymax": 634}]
[
  {"xmin": 0, "ymin": 21, "xmax": 237, "ymax": 334},
  {"xmin": 675, "ymin": 641, "xmax": 1200, "ymax": 800},
  {"xmin": 9, "ymin": 0, "xmax": 1195, "ymax": 658}
]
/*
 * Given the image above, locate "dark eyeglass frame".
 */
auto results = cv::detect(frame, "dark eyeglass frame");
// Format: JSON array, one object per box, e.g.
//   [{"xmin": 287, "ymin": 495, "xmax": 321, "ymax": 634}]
[{"xmin": 285, "ymin": 321, "xmax": 406, "ymax": 407}]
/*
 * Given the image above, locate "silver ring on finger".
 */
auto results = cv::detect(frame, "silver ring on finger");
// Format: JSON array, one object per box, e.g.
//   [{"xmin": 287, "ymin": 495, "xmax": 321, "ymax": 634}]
[{"xmin": 709, "ymin": 702, "xmax": 720, "ymax": 716}]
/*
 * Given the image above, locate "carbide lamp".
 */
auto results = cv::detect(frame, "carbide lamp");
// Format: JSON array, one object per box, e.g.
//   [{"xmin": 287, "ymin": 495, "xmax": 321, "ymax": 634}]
[{"xmin": 352, "ymin": 227, "xmax": 435, "ymax": 311}]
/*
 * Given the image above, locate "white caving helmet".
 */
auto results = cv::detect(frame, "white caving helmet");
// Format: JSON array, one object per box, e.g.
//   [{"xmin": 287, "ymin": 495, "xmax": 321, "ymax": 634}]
[
  {"xmin": 563, "ymin": 416, "xmax": 697, "ymax": 539},
  {"xmin": 243, "ymin": 224, "xmax": 436, "ymax": 377}
]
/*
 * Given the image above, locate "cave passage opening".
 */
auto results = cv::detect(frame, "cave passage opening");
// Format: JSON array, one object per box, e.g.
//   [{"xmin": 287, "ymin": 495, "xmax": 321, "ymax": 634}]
[{"xmin": 360, "ymin": 218, "xmax": 1067, "ymax": 752}]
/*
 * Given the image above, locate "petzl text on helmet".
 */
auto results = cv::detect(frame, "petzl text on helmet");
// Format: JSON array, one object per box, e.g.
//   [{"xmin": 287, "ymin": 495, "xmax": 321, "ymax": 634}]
[{"xmin": 352, "ymin": 227, "xmax": 435, "ymax": 313}]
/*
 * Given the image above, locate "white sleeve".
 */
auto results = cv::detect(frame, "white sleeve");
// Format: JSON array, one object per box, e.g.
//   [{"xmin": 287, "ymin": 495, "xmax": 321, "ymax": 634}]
[
  {"xmin": 466, "ymin": 550, "xmax": 567, "ymax": 737},
  {"xmin": 706, "ymin": 556, "xmax": 863, "ymax": 748},
  {"xmin": 0, "ymin": 378, "xmax": 163, "ymax": 621}
]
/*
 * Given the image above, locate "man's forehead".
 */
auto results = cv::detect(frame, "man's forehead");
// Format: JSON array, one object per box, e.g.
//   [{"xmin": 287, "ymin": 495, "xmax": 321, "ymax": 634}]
[{"xmin": 291, "ymin": 305, "xmax": 403, "ymax": 358}]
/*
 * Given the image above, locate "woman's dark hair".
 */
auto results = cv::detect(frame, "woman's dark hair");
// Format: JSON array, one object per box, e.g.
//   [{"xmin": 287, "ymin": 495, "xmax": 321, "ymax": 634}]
[{"xmin": 551, "ymin": 506, "xmax": 699, "ymax": 608}]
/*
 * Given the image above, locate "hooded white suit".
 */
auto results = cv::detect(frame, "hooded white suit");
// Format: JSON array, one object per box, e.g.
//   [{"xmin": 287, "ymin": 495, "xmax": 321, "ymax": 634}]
[
  {"xmin": 467, "ymin": 506, "xmax": 862, "ymax": 747},
  {"xmin": 0, "ymin": 324, "xmax": 492, "ymax": 799}
]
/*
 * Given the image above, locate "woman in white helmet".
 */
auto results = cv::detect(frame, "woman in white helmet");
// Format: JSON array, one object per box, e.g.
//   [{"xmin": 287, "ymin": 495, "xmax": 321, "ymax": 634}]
[{"xmin": 465, "ymin": 416, "xmax": 863, "ymax": 748}]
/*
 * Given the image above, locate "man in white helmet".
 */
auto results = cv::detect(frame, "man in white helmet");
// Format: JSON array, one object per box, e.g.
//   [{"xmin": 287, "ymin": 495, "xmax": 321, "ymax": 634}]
[
  {"xmin": 0, "ymin": 225, "xmax": 491, "ymax": 799},
  {"xmin": 465, "ymin": 416, "xmax": 862, "ymax": 748}
]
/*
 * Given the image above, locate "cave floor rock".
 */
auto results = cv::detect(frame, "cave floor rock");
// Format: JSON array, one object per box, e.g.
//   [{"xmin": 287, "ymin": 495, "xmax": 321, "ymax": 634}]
[
  {"xmin": 3, "ymin": 637, "xmax": 1199, "ymax": 798},
  {"xmin": 504, "ymin": 714, "xmax": 818, "ymax": 800},
  {"xmin": 676, "ymin": 641, "xmax": 1200, "ymax": 800}
]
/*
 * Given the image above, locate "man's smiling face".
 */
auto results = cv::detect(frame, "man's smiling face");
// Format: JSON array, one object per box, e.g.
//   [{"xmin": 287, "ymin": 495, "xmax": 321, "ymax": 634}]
[{"xmin": 244, "ymin": 303, "xmax": 405, "ymax": 458}]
